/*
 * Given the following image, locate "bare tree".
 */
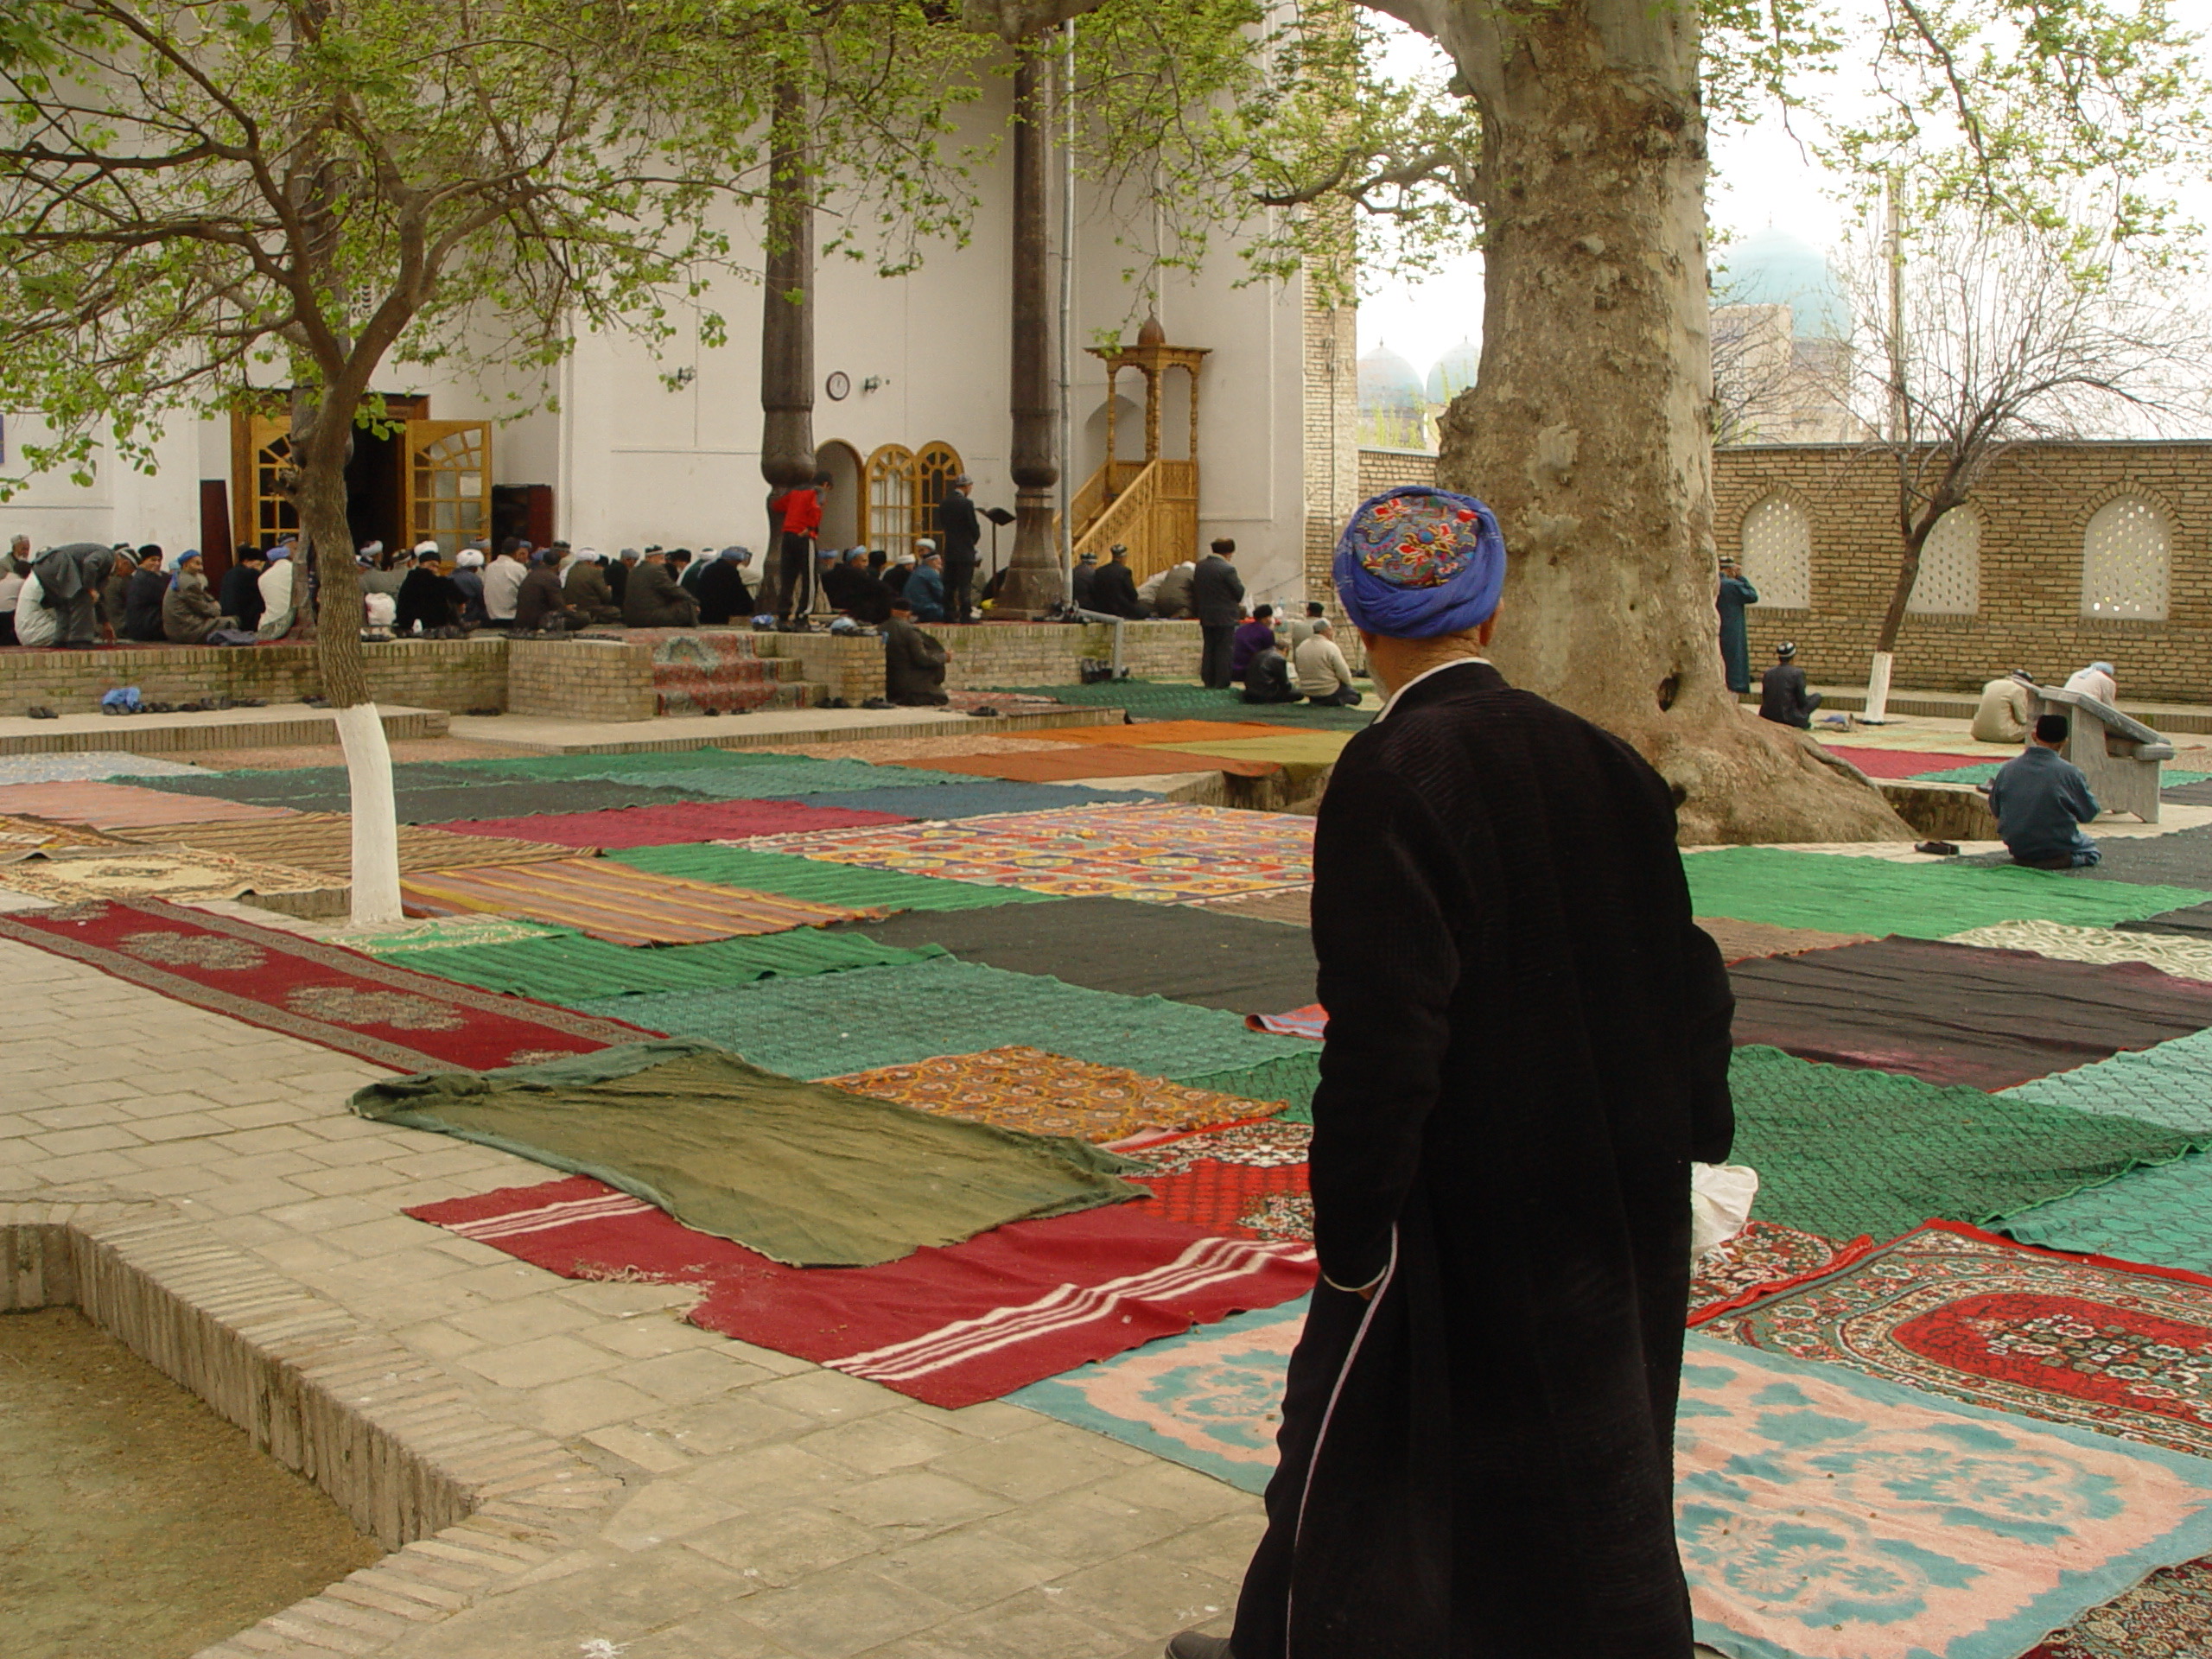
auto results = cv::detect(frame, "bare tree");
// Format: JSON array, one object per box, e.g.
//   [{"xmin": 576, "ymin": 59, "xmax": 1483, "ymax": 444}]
[{"xmin": 1828, "ymin": 195, "xmax": 2212, "ymax": 717}]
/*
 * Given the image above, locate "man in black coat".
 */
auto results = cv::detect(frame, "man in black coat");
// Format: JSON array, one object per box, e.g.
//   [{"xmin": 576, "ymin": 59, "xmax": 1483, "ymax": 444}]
[
  {"xmin": 395, "ymin": 550, "xmax": 460, "ymax": 635},
  {"xmin": 935, "ymin": 475, "xmax": 982, "ymax": 622},
  {"xmin": 1191, "ymin": 537, "xmax": 1245, "ymax": 687},
  {"xmin": 1758, "ymin": 639, "xmax": 1822, "ymax": 728},
  {"xmin": 882, "ymin": 598, "xmax": 950, "ymax": 704},
  {"xmin": 121, "ymin": 546, "xmax": 168, "ymax": 641},
  {"xmin": 1170, "ymin": 486, "xmax": 1733, "ymax": 1659},
  {"xmin": 1088, "ymin": 544, "xmax": 1145, "ymax": 620},
  {"xmin": 219, "ymin": 547, "xmax": 267, "ymax": 635}
]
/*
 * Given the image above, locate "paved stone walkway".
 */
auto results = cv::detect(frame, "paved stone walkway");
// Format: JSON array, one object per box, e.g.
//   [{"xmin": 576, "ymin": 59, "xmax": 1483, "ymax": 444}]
[{"xmin": 0, "ymin": 933, "xmax": 1274, "ymax": 1657}]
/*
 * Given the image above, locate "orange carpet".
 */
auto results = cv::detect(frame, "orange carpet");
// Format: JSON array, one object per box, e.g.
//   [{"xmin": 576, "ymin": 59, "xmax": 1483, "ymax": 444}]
[
  {"xmin": 1027, "ymin": 721, "xmax": 1292, "ymax": 747},
  {"xmin": 910, "ymin": 747, "xmax": 1280, "ymax": 783}
]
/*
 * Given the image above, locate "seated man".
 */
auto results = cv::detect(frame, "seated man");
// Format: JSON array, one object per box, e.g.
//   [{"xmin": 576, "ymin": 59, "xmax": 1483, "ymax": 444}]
[
  {"xmin": 1242, "ymin": 643, "xmax": 1300, "ymax": 704},
  {"xmin": 2065, "ymin": 660, "xmax": 2118, "ymax": 706},
  {"xmin": 1293, "ymin": 617, "xmax": 1363, "ymax": 706},
  {"xmin": 1230, "ymin": 604, "xmax": 1278, "ymax": 682},
  {"xmin": 1088, "ymin": 544, "xmax": 1147, "ymax": 620},
  {"xmin": 396, "ymin": 546, "xmax": 461, "ymax": 635},
  {"xmin": 1989, "ymin": 713, "xmax": 2102, "ymax": 868},
  {"xmin": 512, "ymin": 551, "xmax": 575, "ymax": 632},
  {"xmin": 1757, "ymin": 640, "xmax": 1821, "ymax": 728},
  {"xmin": 562, "ymin": 550, "xmax": 624, "ymax": 624},
  {"xmin": 1972, "ymin": 669, "xmax": 2037, "ymax": 745},
  {"xmin": 621, "ymin": 548, "xmax": 700, "ymax": 628},
  {"xmin": 882, "ymin": 598, "xmax": 950, "ymax": 706},
  {"xmin": 906, "ymin": 550, "xmax": 949, "ymax": 622}
]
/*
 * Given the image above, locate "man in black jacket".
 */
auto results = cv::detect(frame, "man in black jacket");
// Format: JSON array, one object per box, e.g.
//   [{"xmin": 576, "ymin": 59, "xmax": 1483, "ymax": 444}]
[
  {"xmin": 1169, "ymin": 486, "xmax": 1732, "ymax": 1659},
  {"xmin": 1191, "ymin": 537, "xmax": 1246, "ymax": 687},
  {"xmin": 1758, "ymin": 640, "xmax": 1822, "ymax": 728},
  {"xmin": 1088, "ymin": 544, "xmax": 1146, "ymax": 620},
  {"xmin": 219, "ymin": 547, "xmax": 267, "ymax": 635},
  {"xmin": 121, "ymin": 546, "xmax": 168, "ymax": 641},
  {"xmin": 935, "ymin": 475, "xmax": 982, "ymax": 622}
]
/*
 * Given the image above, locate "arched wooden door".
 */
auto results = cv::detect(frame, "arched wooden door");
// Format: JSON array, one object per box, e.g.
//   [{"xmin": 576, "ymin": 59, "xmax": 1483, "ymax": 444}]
[
  {"xmin": 404, "ymin": 421, "xmax": 493, "ymax": 556},
  {"xmin": 864, "ymin": 444, "xmax": 918, "ymax": 563}
]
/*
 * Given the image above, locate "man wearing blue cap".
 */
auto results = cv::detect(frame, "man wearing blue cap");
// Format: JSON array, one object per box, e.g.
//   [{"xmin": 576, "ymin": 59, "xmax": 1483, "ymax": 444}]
[{"xmin": 1169, "ymin": 486, "xmax": 1736, "ymax": 1659}]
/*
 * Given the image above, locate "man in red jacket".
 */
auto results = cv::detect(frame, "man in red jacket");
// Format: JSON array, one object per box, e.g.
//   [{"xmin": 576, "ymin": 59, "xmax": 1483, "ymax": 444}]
[{"xmin": 775, "ymin": 474, "xmax": 830, "ymax": 629}]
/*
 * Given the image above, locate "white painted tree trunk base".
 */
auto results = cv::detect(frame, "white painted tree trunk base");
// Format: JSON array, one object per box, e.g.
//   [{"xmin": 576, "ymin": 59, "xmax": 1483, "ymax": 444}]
[
  {"xmin": 334, "ymin": 703, "xmax": 406, "ymax": 928},
  {"xmin": 1861, "ymin": 652, "xmax": 1897, "ymax": 725}
]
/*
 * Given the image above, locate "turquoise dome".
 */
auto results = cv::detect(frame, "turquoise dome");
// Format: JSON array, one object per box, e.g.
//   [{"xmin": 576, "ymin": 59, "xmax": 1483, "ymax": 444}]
[
  {"xmin": 1714, "ymin": 227, "xmax": 1849, "ymax": 340},
  {"xmin": 1424, "ymin": 338, "xmax": 1480, "ymax": 404},
  {"xmin": 1358, "ymin": 343, "xmax": 1425, "ymax": 417}
]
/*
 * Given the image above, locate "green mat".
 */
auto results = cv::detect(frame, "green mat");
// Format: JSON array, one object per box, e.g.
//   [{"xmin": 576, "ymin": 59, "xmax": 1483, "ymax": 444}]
[
  {"xmin": 375, "ymin": 927, "xmax": 946, "ymax": 1001},
  {"xmin": 454, "ymin": 758, "xmax": 983, "ymax": 797},
  {"xmin": 1999, "ymin": 1149, "xmax": 2212, "ymax": 1271},
  {"xmin": 1179, "ymin": 1051, "xmax": 1323, "ymax": 1123},
  {"xmin": 1684, "ymin": 846, "xmax": 2212, "ymax": 937},
  {"xmin": 1910, "ymin": 761, "xmax": 2212, "ymax": 788},
  {"xmin": 2000, "ymin": 1027, "xmax": 2212, "ymax": 1135},
  {"xmin": 1728, "ymin": 1045, "xmax": 2204, "ymax": 1243},
  {"xmin": 985, "ymin": 680, "xmax": 1376, "ymax": 731},
  {"xmin": 577, "ymin": 957, "xmax": 1310, "ymax": 1082},
  {"xmin": 448, "ymin": 749, "xmax": 797, "ymax": 779},
  {"xmin": 608, "ymin": 844, "xmax": 1056, "ymax": 911},
  {"xmin": 352, "ymin": 1040, "xmax": 1142, "ymax": 1267}
]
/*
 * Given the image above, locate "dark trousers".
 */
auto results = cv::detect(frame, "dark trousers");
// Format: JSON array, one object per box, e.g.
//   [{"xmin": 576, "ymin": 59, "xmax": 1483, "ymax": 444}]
[
  {"xmin": 0, "ymin": 613, "xmax": 14, "ymax": 647},
  {"xmin": 1309, "ymin": 684, "xmax": 1363, "ymax": 707},
  {"xmin": 778, "ymin": 532, "xmax": 815, "ymax": 622},
  {"xmin": 1199, "ymin": 623, "xmax": 1236, "ymax": 688},
  {"xmin": 944, "ymin": 561, "xmax": 976, "ymax": 622}
]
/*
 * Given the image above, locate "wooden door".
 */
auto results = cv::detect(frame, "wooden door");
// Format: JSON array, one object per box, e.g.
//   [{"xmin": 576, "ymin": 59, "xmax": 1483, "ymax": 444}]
[
  {"xmin": 232, "ymin": 412, "xmax": 301, "ymax": 552},
  {"xmin": 403, "ymin": 420, "xmax": 493, "ymax": 556}
]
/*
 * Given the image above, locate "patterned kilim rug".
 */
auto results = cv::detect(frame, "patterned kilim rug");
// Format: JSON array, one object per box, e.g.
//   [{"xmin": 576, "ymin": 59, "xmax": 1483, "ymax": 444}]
[
  {"xmin": 406, "ymin": 1177, "xmax": 1316, "ymax": 1408},
  {"xmin": 1728, "ymin": 936, "xmax": 2212, "ymax": 1089},
  {"xmin": 1729, "ymin": 1046, "xmax": 2206, "ymax": 1243},
  {"xmin": 371, "ymin": 926, "xmax": 946, "ymax": 1001},
  {"xmin": 499, "ymin": 760, "xmax": 988, "ymax": 798},
  {"xmin": 0, "ymin": 752, "xmax": 207, "ymax": 783},
  {"xmin": 792, "ymin": 783, "xmax": 1163, "ymax": 820},
  {"xmin": 1688, "ymin": 1221, "xmax": 1877, "ymax": 1322},
  {"xmin": 133, "ymin": 779, "xmax": 722, "ymax": 823},
  {"xmin": 828, "ymin": 1046, "xmax": 1274, "ymax": 1146},
  {"xmin": 434, "ymin": 798, "xmax": 915, "ymax": 850},
  {"xmin": 1685, "ymin": 845, "xmax": 2212, "ymax": 936},
  {"xmin": 399, "ymin": 857, "xmax": 886, "ymax": 946},
  {"xmin": 911, "ymin": 747, "xmax": 1281, "ymax": 782},
  {"xmin": 983, "ymin": 680, "xmax": 1376, "ymax": 730},
  {"xmin": 0, "ymin": 813, "xmax": 130, "ymax": 852},
  {"xmin": 1678, "ymin": 1334, "xmax": 2212, "ymax": 1659},
  {"xmin": 2001, "ymin": 1027, "xmax": 2212, "ymax": 1135},
  {"xmin": 578, "ymin": 957, "xmax": 1311, "ymax": 1083},
  {"xmin": 842, "ymin": 894, "xmax": 1317, "ymax": 1014},
  {"xmin": 1700, "ymin": 1221, "xmax": 2212, "ymax": 1457},
  {"xmin": 0, "ymin": 779, "xmax": 302, "ymax": 830},
  {"xmin": 607, "ymin": 843, "xmax": 1055, "ymax": 911},
  {"xmin": 1948, "ymin": 919, "xmax": 2212, "ymax": 982},
  {"xmin": 0, "ymin": 845, "xmax": 334, "ymax": 906},
  {"xmin": 778, "ymin": 734, "xmax": 1072, "ymax": 763},
  {"xmin": 1127, "ymin": 1120, "xmax": 1312, "ymax": 1243},
  {"xmin": 0, "ymin": 898, "xmax": 646, "ymax": 1070},
  {"xmin": 334, "ymin": 917, "xmax": 568, "ymax": 954},
  {"xmin": 109, "ymin": 812, "xmax": 581, "ymax": 877},
  {"xmin": 1697, "ymin": 917, "xmax": 1874, "ymax": 963},
  {"xmin": 2001, "ymin": 1152, "xmax": 2212, "ymax": 1274},
  {"xmin": 754, "ymin": 802, "xmax": 1313, "ymax": 905}
]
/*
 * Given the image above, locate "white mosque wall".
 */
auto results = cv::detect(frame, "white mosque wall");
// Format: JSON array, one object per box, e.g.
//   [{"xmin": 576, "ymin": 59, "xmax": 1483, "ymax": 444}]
[{"xmin": 1, "ymin": 411, "xmax": 200, "ymax": 555}]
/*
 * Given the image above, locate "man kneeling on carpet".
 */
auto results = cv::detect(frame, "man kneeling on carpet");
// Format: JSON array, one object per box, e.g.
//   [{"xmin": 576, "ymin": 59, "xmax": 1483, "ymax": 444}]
[
  {"xmin": 883, "ymin": 597, "xmax": 950, "ymax": 706},
  {"xmin": 1166, "ymin": 486, "xmax": 1736, "ymax": 1659},
  {"xmin": 1989, "ymin": 713, "xmax": 2102, "ymax": 869}
]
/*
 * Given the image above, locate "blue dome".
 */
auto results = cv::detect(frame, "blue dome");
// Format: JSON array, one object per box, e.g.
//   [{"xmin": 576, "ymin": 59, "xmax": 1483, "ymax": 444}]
[
  {"xmin": 1715, "ymin": 227, "xmax": 1850, "ymax": 340},
  {"xmin": 1358, "ymin": 343, "xmax": 1425, "ymax": 416},
  {"xmin": 1424, "ymin": 338, "xmax": 1481, "ymax": 404}
]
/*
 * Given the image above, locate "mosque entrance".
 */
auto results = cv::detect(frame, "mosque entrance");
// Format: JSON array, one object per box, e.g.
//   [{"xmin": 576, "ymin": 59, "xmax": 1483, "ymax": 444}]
[{"xmin": 231, "ymin": 398, "xmax": 492, "ymax": 558}]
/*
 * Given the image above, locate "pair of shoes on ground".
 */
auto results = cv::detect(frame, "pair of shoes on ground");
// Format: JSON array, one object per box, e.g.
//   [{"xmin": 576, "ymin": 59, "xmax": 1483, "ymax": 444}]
[{"xmin": 1165, "ymin": 1635, "xmax": 1231, "ymax": 1659}]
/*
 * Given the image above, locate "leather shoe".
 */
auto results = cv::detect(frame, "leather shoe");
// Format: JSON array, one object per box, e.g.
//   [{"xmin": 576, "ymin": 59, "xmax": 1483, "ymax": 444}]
[{"xmin": 1165, "ymin": 1635, "xmax": 1233, "ymax": 1659}]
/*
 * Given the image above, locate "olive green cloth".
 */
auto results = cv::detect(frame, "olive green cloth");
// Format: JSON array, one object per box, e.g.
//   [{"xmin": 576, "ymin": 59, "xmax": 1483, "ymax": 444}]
[{"xmin": 350, "ymin": 1039, "xmax": 1144, "ymax": 1266}]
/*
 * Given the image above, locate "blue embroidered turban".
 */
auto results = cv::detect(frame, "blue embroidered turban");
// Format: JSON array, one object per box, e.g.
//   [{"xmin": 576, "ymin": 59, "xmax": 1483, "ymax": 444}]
[{"xmin": 1332, "ymin": 486, "xmax": 1506, "ymax": 639}]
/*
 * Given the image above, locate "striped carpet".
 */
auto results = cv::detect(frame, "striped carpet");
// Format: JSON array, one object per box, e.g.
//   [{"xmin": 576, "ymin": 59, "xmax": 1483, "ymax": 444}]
[
  {"xmin": 399, "ymin": 856, "xmax": 886, "ymax": 945},
  {"xmin": 110, "ymin": 813, "xmax": 579, "ymax": 878}
]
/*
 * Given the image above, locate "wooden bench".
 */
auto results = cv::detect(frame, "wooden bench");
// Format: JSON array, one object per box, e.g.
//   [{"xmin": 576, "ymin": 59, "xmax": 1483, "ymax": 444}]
[{"xmin": 2033, "ymin": 685, "xmax": 2174, "ymax": 823}]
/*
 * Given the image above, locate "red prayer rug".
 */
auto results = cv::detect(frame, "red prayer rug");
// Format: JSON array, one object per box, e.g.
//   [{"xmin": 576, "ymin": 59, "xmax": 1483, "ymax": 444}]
[
  {"xmin": 405, "ymin": 1176, "xmax": 1316, "ymax": 1408},
  {"xmin": 0, "ymin": 897, "xmax": 649, "ymax": 1071},
  {"xmin": 1700, "ymin": 1219, "xmax": 2212, "ymax": 1458},
  {"xmin": 1813, "ymin": 746, "xmax": 1991, "ymax": 779},
  {"xmin": 1245, "ymin": 1004, "xmax": 1325, "ymax": 1040},
  {"xmin": 1688, "ymin": 1220, "xmax": 1877, "ymax": 1323},
  {"xmin": 1128, "ymin": 1119, "xmax": 1313, "ymax": 1243},
  {"xmin": 435, "ymin": 798, "xmax": 914, "ymax": 850}
]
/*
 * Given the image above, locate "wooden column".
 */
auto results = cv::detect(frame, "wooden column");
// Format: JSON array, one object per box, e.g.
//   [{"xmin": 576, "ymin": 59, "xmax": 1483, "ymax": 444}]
[
  {"xmin": 995, "ymin": 48, "xmax": 1064, "ymax": 616},
  {"xmin": 757, "ymin": 75, "xmax": 815, "ymax": 614}
]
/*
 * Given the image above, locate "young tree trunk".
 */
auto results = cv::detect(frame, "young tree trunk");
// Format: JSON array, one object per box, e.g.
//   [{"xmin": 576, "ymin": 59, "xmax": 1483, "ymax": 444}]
[
  {"xmin": 289, "ymin": 415, "xmax": 405, "ymax": 926},
  {"xmin": 1409, "ymin": 0, "xmax": 1908, "ymax": 842}
]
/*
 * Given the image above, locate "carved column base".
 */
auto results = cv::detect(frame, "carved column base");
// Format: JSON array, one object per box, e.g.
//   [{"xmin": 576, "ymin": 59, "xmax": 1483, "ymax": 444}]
[{"xmin": 992, "ymin": 493, "xmax": 1065, "ymax": 618}]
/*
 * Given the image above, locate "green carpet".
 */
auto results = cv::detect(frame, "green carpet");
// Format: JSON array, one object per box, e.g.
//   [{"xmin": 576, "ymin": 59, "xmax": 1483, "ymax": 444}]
[
  {"xmin": 2000, "ymin": 1027, "xmax": 2212, "ymax": 1135},
  {"xmin": 985, "ymin": 680, "xmax": 1376, "ymax": 731},
  {"xmin": 1910, "ymin": 761, "xmax": 2212, "ymax": 788},
  {"xmin": 576, "ymin": 957, "xmax": 1310, "ymax": 1082},
  {"xmin": 608, "ymin": 844, "xmax": 1055, "ymax": 911},
  {"xmin": 353, "ymin": 1039, "xmax": 1141, "ymax": 1267},
  {"xmin": 1999, "ymin": 1148, "xmax": 2212, "ymax": 1272},
  {"xmin": 1728, "ymin": 1045, "xmax": 2204, "ymax": 1243},
  {"xmin": 448, "ymin": 750, "xmax": 797, "ymax": 779},
  {"xmin": 374, "ymin": 927, "xmax": 947, "ymax": 1001},
  {"xmin": 1179, "ymin": 1051, "xmax": 1323, "ymax": 1123},
  {"xmin": 1684, "ymin": 846, "xmax": 2212, "ymax": 937},
  {"xmin": 454, "ymin": 757, "xmax": 983, "ymax": 797}
]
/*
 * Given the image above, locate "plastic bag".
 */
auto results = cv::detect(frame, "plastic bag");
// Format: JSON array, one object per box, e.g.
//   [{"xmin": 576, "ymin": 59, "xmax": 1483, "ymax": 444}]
[
  {"xmin": 1690, "ymin": 1162, "xmax": 1760, "ymax": 1260},
  {"xmin": 100, "ymin": 686, "xmax": 141, "ymax": 713}
]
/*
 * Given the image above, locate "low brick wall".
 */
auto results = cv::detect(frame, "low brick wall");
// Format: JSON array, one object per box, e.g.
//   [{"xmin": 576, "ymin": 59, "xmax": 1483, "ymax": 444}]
[
  {"xmin": 0, "ymin": 637, "xmax": 507, "ymax": 716},
  {"xmin": 507, "ymin": 637, "xmax": 657, "ymax": 721},
  {"xmin": 758, "ymin": 620, "xmax": 1210, "ymax": 703}
]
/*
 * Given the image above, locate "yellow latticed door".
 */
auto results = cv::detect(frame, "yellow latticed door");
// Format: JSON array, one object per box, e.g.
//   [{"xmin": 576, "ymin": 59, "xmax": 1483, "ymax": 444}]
[
  {"xmin": 238, "ymin": 414, "xmax": 300, "ymax": 550},
  {"xmin": 864, "ymin": 443, "xmax": 918, "ymax": 563},
  {"xmin": 915, "ymin": 441, "xmax": 963, "ymax": 549},
  {"xmin": 404, "ymin": 421, "xmax": 493, "ymax": 557}
]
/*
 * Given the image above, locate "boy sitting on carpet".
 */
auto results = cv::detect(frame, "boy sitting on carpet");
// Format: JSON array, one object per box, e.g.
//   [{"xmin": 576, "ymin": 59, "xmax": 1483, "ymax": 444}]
[{"xmin": 1989, "ymin": 713, "xmax": 2101, "ymax": 869}]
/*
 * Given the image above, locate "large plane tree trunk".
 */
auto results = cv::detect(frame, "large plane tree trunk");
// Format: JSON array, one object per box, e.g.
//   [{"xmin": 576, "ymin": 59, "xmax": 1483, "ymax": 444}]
[
  {"xmin": 1407, "ymin": 0, "xmax": 1908, "ymax": 842},
  {"xmin": 757, "ymin": 76, "xmax": 817, "ymax": 620},
  {"xmin": 287, "ymin": 399, "xmax": 405, "ymax": 926}
]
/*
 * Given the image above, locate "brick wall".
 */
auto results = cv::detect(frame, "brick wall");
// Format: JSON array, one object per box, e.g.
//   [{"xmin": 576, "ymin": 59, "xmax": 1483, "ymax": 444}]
[
  {"xmin": 507, "ymin": 638, "xmax": 657, "ymax": 721},
  {"xmin": 759, "ymin": 620, "xmax": 1213, "ymax": 702},
  {"xmin": 1357, "ymin": 448, "xmax": 1440, "ymax": 496},
  {"xmin": 1302, "ymin": 285, "xmax": 1362, "ymax": 634},
  {"xmin": 1714, "ymin": 441, "xmax": 2212, "ymax": 701},
  {"xmin": 0, "ymin": 638, "xmax": 507, "ymax": 716}
]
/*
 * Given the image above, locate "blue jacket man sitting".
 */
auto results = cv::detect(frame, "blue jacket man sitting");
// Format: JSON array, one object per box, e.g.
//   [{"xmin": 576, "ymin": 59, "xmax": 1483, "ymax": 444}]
[
  {"xmin": 1988, "ymin": 714, "xmax": 2102, "ymax": 868},
  {"xmin": 906, "ymin": 550, "xmax": 949, "ymax": 621}
]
